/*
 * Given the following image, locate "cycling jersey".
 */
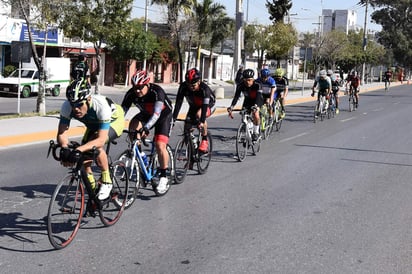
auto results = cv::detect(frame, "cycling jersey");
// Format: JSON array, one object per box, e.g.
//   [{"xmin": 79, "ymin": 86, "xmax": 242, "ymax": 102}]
[
  {"xmin": 230, "ymin": 81, "xmax": 264, "ymax": 110},
  {"xmin": 384, "ymin": 71, "xmax": 392, "ymax": 81},
  {"xmin": 313, "ymin": 76, "xmax": 331, "ymax": 93},
  {"xmin": 71, "ymin": 61, "xmax": 90, "ymax": 81},
  {"xmin": 347, "ymin": 75, "xmax": 360, "ymax": 87},
  {"xmin": 257, "ymin": 76, "xmax": 276, "ymax": 99},
  {"xmin": 60, "ymin": 94, "xmax": 124, "ymax": 141},
  {"xmin": 173, "ymin": 81, "xmax": 216, "ymax": 123}
]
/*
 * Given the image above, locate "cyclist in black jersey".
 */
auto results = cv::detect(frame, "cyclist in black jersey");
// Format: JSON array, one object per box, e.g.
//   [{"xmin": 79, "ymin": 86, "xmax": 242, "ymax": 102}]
[
  {"xmin": 173, "ymin": 68, "xmax": 216, "ymax": 152},
  {"xmin": 227, "ymin": 68, "xmax": 264, "ymax": 141},
  {"xmin": 121, "ymin": 70, "xmax": 173, "ymax": 193},
  {"xmin": 273, "ymin": 68, "xmax": 288, "ymax": 118}
]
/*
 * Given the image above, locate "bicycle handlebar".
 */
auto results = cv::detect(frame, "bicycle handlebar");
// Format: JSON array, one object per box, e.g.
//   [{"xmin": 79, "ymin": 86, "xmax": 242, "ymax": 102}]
[
  {"xmin": 123, "ymin": 129, "xmax": 150, "ymax": 147},
  {"xmin": 47, "ymin": 140, "xmax": 98, "ymax": 163}
]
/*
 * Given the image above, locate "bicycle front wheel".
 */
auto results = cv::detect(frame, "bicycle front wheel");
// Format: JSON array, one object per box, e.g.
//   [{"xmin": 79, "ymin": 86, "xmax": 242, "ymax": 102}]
[
  {"xmin": 99, "ymin": 160, "xmax": 129, "ymax": 226},
  {"xmin": 117, "ymin": 150, "xmax": 139, "ymax": 209},
  {"xmin": 47, "ymin": 175, "xmax": 85, "ymax": 250},
  {"xmin": 197, "ymin": 131, "xmax": 213, "ymax": 174},
  {"xmin": 236, "ymin": 123, "xmax": 248, "ymax": 162},
  {"xmin": 174, "ymin": 137, "xmax": 191, "ymax": 184}
]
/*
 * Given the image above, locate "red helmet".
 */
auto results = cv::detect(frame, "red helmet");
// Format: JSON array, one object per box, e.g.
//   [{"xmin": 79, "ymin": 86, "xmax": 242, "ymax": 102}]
[
  {"xmin": 131, "ymin": 70, "xmax": 150, "ymax": 86},
  {"xmin": 185, "ymin": 68, "xmax": 201, "ymax": 84}
]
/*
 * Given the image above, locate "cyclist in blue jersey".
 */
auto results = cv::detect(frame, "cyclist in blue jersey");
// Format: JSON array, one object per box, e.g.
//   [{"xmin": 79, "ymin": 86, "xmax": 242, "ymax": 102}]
[
  {"xmin": 257, "ymin": 68, "xmax": 276, "ymax": 107},
  {"xmin": 327, "ymin": 69, "xmax": 340, "ymax": 114},
  {"xmin": 273, "ymin": 68, "xmax": 288, "ymax": 118},
  {"xmin": 57, "ymin": 80, "xmax": 125, "ymax": 200}
]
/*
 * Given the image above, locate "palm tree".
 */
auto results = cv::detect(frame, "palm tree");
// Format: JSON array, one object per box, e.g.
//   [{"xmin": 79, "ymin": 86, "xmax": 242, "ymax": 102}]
[
  {"xmin": 193, "ymin": 0, "xmax": 226, "ymax": 69},
  {"xmin": 266, "ymin": 0, "xmax": 293, "ymax": 23},
  {"xmin": 151, "ymin": 0, "xmax": 195, "ymax": 82}
]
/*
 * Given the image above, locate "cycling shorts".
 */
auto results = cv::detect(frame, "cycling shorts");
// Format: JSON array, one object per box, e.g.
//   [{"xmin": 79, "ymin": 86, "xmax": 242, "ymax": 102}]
[{"xmin": 131, "ymin": 111, "xmax": 172, "ymax": 144}]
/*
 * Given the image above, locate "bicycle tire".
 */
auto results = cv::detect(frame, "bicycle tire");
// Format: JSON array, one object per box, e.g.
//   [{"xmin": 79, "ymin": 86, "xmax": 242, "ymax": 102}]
[
  {"xmin": 197, "ymin": 131, "xmax": 213, "ymax": 174},
  {"xmin": 152, "ymin": 145, "xmax": 174, "ymax": 196},
  {"xmin": 314, "ymin": 101, "xmax": 319, "ymax": 123},
  {"xmin": 236, "ymin": 123, "xmax": 248, "ymax": 162},
  {"xmin": 47, "ymin": 175, "xmax": 84, "ymax": 249},
  {"xmin": 251, "ymin": 135, "xmax": 261, "ymax": 155},
  {"xmin": 117, "ymin": 150, "xmax": 139, "ymax": 209},
  {"xmin": 349, "ymin": 94, "xmax": 354, "ymax": 112},
  {"xmin": 174, "ymin": 137, "xmax": 190, "ymax": 184},
  {"xmin": 99, "ymin": 160, "xmax": 128, "ymax": 226}
]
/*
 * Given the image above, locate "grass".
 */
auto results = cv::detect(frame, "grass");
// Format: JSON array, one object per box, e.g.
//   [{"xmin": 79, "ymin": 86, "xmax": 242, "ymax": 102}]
[{"xmin": 0, "ymin": 110, "xmax": 60, "ymax": 120}]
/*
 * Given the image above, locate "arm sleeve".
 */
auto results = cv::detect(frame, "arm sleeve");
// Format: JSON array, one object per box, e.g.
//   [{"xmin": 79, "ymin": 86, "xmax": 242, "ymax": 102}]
[
  {"xmin": 172, "ymin": 85, "xmax": 185, "ymax": 120},
  {"xmin": 121, "ymin": 90, "xmax": 134, "ymax": 114},
  {"xmin": 230, "ymin": 86, "xmax": 242, "ymax": 108},
  {"xmin": 145, "ymin": 101, "xmax": 163, "ymax": 130}
]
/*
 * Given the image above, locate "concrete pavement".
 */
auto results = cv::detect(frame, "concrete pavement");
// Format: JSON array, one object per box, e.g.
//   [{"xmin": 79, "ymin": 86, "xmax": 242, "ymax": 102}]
[{"xmin": 0, "ymin": 80, "xmax": 398, "ymax": 149}]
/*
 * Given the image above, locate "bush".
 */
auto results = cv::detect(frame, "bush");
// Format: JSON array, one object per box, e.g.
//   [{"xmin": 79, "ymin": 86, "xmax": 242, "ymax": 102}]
[{"xmin": 3, "ymin": 65, "xmax": 16, "ymax": 77}]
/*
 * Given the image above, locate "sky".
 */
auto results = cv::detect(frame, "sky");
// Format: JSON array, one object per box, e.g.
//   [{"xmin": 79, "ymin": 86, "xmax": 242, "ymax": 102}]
[{"xmin": 132, "ymin": 0, "xmax": 381, "ymax": 33}]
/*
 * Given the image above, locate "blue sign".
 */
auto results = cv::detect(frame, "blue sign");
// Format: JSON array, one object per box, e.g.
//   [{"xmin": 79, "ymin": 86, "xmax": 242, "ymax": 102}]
[{"xmin": 19, "ymin": 24, "xmax": 58, "ymax": 44}]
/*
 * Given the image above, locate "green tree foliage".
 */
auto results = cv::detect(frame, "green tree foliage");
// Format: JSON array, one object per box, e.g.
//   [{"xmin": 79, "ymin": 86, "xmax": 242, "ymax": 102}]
[
  {"xmin": 265, "ymin": 22, "xmax": 298, "ymax": 67},
  {"xmin": 360, "ymin": 0, "xmax": 412, "ymax": 68},
  {"xmin": 265, "ymin": 0, "xmax": 292, "ymax": 23},
  {"xmin": 58, "ymin": 0, "xmax": 133, "ymax": 91},
  {"xmin": 319, "ymin": 30, "xmax": 348, "ymax": 69},
  {"xmin": 244, "ymin": 23, "xmax": 270, "ymax": 68}
]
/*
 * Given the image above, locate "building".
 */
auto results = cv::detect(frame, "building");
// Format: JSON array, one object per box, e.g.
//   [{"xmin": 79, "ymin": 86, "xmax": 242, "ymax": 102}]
[{"xmin": 322, "ymin": 9, "xmax": 357, "ymax": 34}]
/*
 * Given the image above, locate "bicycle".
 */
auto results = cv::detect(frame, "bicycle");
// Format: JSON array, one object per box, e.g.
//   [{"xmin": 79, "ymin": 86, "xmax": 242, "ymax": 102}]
[
  {"xmin": 384, "ymin": 78, "xmax": 391, "ymax": 91},
  {"xmin": 272, "ymin": 98, "xmax": 283, "ymax": 132},
  {"xmin": 229, "ymin": 107, "xmax": 261, "ymax": 162},
  {"xmin": 173, "ymin": 118, "xmax": 213, "ymax": 184},
  {"xmin": 46, "ymin": 140, "xmax": 129, "ymax": 249},
  {"xmin": 117, "ymin": 130, "xmax": 175, "ymax": 199},
  {"xmin": 348, "ymin": 85, "xmax": 358, "ymax": 112},
  {"xmin": 313, "ymin": 90, "xmax": 328, "ymax": 123},
  {"xmin": 327, "ymin": 92, "xmax": 336, "ymax": 119},
  {"xmin": 259, "ymin": 103, "xmax": 272, "ymax": 139}
]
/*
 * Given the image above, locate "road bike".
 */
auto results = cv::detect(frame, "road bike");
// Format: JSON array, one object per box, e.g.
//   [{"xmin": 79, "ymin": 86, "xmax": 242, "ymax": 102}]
[
  {"xmin": 272, "ymin": 98, "xmax": 283, "ymax": 132},
  {"xmin": 348, "ymin": 85, "xmax": 358, "ymax": 112},
  {"xmin": 117, "ymin": 130, "xmax": 175, "ymax": 200},
  {"xmin": 229, "ymin": 107, "xmax": 261, "ymax": 162},
  {"xmin": 46, "ymin": 140, "xmax": 129, "ymax": 249},
  {"xmin": 259, "ymin": 103, "xmax": 272, "ymax": 139},
  {"xmin": 173, "ymin": 118, "xmax": 213, "ymax": 184},
  {"xmin": 327, "ymin": 92, "xmax": 336, "ymax": 119},
  {"xmin": 313, "ymin": 91, "xmax": 328, "ymax": 123},
  {"xmin": 384, "ymin": 78, "xmax": 391, "ymax": 91}
]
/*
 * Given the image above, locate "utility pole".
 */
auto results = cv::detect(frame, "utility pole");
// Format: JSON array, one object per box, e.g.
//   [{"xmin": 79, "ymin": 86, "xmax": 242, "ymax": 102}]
[
  {"xmin": 143, "ymin": 0, "xmax": 148, "ymax": 71},
  {"xmin": 234, "ymin": 0, "xmax": 243, "ymax": 83},
  {"xmin": 361, "ymin": 0, "xmax": 369, "ymax": 85}
]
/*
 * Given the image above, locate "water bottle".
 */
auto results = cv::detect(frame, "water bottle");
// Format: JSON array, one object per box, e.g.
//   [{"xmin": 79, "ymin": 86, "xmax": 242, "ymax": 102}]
[
  {"xmin": 191, "ymin": 133, "xmax": 198, "ymax": 149},
  {"xmin": 140, "ymin": 151, "xmax": 148, "ymax": 166}
]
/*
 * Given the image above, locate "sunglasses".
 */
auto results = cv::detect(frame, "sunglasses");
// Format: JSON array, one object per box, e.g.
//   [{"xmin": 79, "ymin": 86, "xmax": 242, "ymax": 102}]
[
  {"xmin": 71, "ymin": 100, "xmax": 86, "ymax": 108},
  {"xmin": 190, "ymin": 81, "xmax": 200, "ymax": 88},
  {"xmin": 134, "ymin": 85, "xmax": 146, "ymax": 92}
]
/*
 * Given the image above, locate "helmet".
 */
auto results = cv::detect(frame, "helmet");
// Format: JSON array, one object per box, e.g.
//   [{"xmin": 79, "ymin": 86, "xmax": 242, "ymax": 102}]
[
  {"xmin": 261, "ymin": 68, "xmax": 270, "ymax": 78},
  {"xmin": 242, "ymin": 69, "xmax": 254, "ymax": 79},
  {"xmin": 274, "ymin": 68, "xmax": 284, "ymax": 77},
  {"xmin": 327, "ymin": 69, "xmax": 333, "ymax": 76},
  {"xmin": 185, "ymin": 68, "xmax": 201, "ymax": 84},
  {"xmin": 131, "ymin": 70, "xmax": 150, "ymax": 86},
  {"xmin": 66, "ymin": 79, "xmax": 90, "ymax": 103},
  {"xmin": 319, "ymin": 70, "xmax": 327, "ymax": 78}
]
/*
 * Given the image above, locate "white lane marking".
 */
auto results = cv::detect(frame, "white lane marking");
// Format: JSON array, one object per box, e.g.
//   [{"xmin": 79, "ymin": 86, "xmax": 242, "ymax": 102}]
[
  {"xmin": 340, "ymin": 117, "xmax": 357, "ymax": 122},
  {"xmin": 279, "ymin": 132, "xmax": 309, "ymax": 143}
]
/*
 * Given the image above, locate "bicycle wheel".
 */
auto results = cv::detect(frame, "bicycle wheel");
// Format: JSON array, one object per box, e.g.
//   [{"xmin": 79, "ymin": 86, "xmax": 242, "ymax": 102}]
[
  {"xmin": 197, "ymin": 131, "xmax": 213, "ymax": 174},
  {"xmin": 235, "ymin": 123, "xmax": 248, "ymax": 162},
  {"xmin": 99, "ymin": 160, "xmax": 129, "ymax": 226},
  {"xmin": 313, "ymin": 101, "xmax": 319, "ymax": 123},
  {"xmin": 47, "ymin": 175, "xmax": 85, "ymax": 249},
  {"xmin": 151, "ymin": 145, "xmax": 173, "ymax": 196},
  {"xmin": 260, "ymin": 105, "xmax": 269, "ymax": 139},
  {"xmin": 251, "ymin": 135, "xmax": 261, "ymax": 155},
  {"xmin": 274, "ymin": 103, "xmax": 283, "ymax": 131},
  {"xmin": 117, "ymin": 150, "xmax": 139, "ymax": 209},
  {"xmin": 174, "ymin": 137, "xmax": 191, "ymax": 184},
  {"xmin": 349, "ymin": 94, "xmax": 354, "ymax": 112}
]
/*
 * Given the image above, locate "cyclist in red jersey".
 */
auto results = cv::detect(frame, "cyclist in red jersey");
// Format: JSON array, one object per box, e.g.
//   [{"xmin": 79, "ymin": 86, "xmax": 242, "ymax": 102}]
[{"xmin": 346, "ymin": 71, "xmax": 360, "ymax": 109}]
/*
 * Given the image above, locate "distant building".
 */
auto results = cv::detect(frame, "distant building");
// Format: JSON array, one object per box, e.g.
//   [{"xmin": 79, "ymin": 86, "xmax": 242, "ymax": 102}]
[{"xmin": 322, "ymin": 9, "xmax": 357, "ymax": 34}]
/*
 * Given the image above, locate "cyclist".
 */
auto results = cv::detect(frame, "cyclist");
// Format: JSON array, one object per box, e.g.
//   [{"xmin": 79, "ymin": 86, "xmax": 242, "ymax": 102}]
[
  {"xmin": 384, "ymin": 68, "xmax": 392, "ymax": 89},
  {"xmin": 173, "ymin": 68, "xmax": 215, "ymax": 153},
  {"xmin": 327, "ymin": 69, "xmax": 340, "ymax": 114},
  {"xmin": 273, "ymin": 68, "xmax": 288, "ymax": 118},
  {"xmin": 57, "ymin": 80, "xmax": 125, "ymax": 200},
  {"xmin": 256, "ymin": 68, "xmax": 276, "ymax": 119},
  {"xmin": 70, "ymin": 52, "xmax": 91, "ymax": 88},
  {"xmin": 235, "ymin": 64, "xmax": 244, "ymax": 86},
  {"xmin": 346, "ymin": 70, "xmax": 361, "ymax": 109},
  {"xmin": 121, "ymin": 70, "xmax": 173, "ymax": 193},
  {"xmin": 311, "ymin": 69, "xmax": 331, "ymax": 116},
  {"xmin": 227, "ymin": 68, "xmax": 264, "ymax": 142}
]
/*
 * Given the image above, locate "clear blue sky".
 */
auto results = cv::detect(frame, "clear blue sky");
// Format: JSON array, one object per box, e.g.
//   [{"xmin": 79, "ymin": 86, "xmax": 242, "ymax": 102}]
[{"xmin": 132, "ymin": 0, "xmax": 381, "ymax": 33}]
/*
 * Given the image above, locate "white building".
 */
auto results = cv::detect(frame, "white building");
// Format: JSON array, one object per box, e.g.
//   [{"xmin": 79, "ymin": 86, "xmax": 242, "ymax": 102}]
[{"xmin": 322, "ymin": 9, "xmax": 357, "ymax": 34}]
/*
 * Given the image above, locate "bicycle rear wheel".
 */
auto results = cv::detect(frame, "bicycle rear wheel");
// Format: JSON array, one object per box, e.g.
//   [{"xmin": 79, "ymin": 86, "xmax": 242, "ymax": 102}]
[
  {"xmin": 99, "ymin": 160, "xmax": 129, "ymax": 226},
  {"xmin": 197, "ymin": 131, "xmax": 213, "ymax": 174},
  {"xmin": 349, "ymin": 94, "xmax": 355, "ymax": 112},
  {"xmin": 236, "ymin": 123, "xmax": 248, "ymax": 162},
  {"xmin": 117, "ymin": 150, "xmax": 139, "ymax": 209},
  {"xmin": 174, "ymin": 137, "xmax": 191, "ymax": 184},
  {"xmin": 152, "ymin": 145, "xmax": 174, "ymax": 196},
  {"xmin": 274, "ymin": 103, "xmax": 283, "ymax": 131},
  {"xmin": 47, "ymin": 175, "xmax": 84, "ymax": 249}
]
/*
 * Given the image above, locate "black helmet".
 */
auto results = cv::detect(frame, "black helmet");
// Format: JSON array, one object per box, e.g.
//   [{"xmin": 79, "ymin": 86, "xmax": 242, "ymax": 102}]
[
  {"xmin": 242, "ymin": 69, "xmax": 254, "ymax": 79},
  {"xmin": 66, "ymin": 79, "xmax": 91, "ymax": 103},
  {"xmin": 185, "ymin": 68, "xmax": 201, "ymax": 84}
]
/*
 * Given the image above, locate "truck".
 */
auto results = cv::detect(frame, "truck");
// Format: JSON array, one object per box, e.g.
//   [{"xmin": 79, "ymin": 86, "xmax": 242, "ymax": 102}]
[{"xmin": 0, "ymin": 57, "xmax": 71, "ymax": 98}]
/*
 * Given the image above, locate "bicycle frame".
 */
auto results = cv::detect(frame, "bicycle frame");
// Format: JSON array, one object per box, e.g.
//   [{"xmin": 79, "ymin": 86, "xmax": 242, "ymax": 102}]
[
  {"xmin": 128, "ymin": 137, "xmax": 157, "ymax": 182},
  {"xmin": 240, "ymin": 109, "xmax": 254, "ymax": 141}
]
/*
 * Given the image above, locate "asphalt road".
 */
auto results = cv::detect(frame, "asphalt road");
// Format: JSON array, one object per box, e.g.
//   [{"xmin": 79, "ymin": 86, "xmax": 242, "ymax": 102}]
[{"xmin": 2, "ymin": 84, "xmax": 412, "ymax": 273}]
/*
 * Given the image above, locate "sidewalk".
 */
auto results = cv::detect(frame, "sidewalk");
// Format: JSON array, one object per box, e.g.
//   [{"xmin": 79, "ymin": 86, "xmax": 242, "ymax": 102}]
[{"xmin": 0, "ymin": 80, "xmax": 397, "ymax": 149}]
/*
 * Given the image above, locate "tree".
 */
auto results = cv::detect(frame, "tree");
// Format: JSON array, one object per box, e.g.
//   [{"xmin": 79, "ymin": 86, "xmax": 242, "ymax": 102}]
[
  {"xmin": 265, "ymin": 22, "xmax": 298, "ymax": 68},
  {"xmin": 2, "ymin": 0, "xmax": 67, "ymax": 115},
  {"xmin": 58, "ymin": 0, "xmax": 133, "ymax": 93},
  {"xmin": 151, "ymin": 0, "xmax": 195, "ymax": 83},
  {"xmin": 244, "ymin": 23, "xmax": 271, "ymax": 69},
  {"xmin": 265, "ymin": 0, "xmax": 292, "ymax": 23},
  {"xmin": 319, "ymin": 30, "xmax": 348, "ymax": 69}
]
